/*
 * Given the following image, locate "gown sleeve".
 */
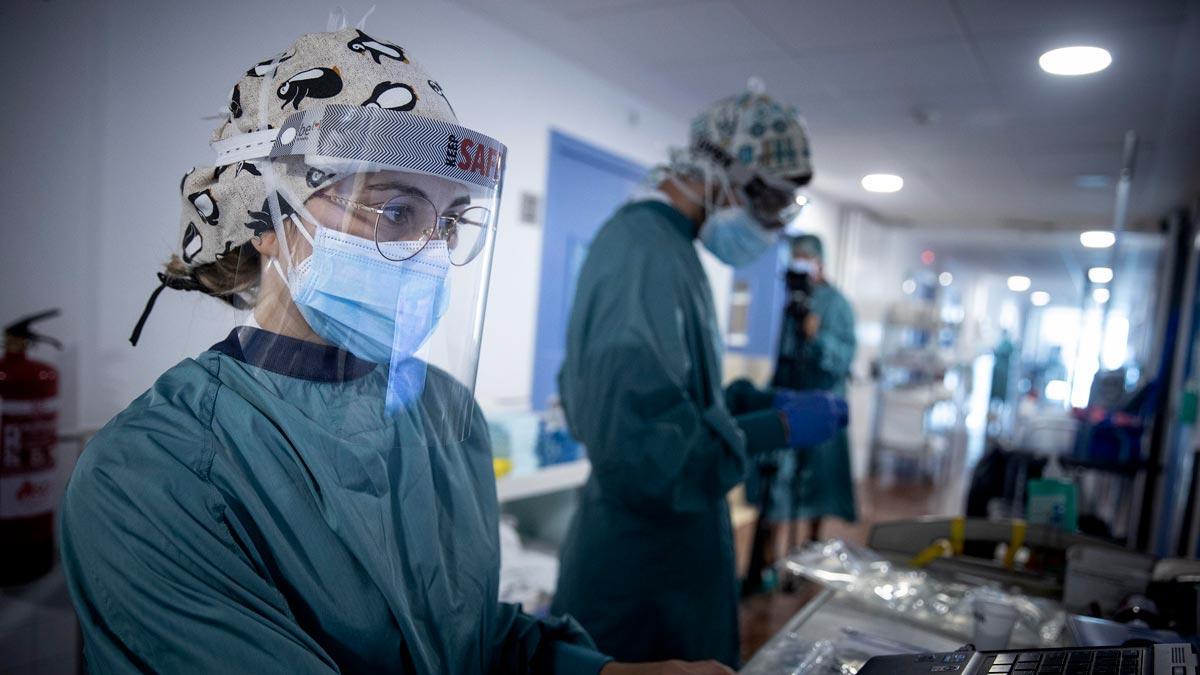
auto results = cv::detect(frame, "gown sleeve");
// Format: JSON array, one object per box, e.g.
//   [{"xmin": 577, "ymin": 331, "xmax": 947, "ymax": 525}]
[
  {"xmin": 724, "ymin": 379, "xmax": 788, "ymax": 453},
  {"xmin": 490, "ymin": 605, "xmax": 612, "ymax": 675},
  {"xmin": 60, "ymin": 424, "xmax": 338, "ymax": 675},
  {"xmin": 559, "ymin": 214, "xmax": 749, "ymax": 514},
  {"xmin": 804, "ymin": 290, "xmax": 857, "ymax": 381},
  {"xmin": 724, "ymin": 378, "xmax": 776, "ymax": 415}
]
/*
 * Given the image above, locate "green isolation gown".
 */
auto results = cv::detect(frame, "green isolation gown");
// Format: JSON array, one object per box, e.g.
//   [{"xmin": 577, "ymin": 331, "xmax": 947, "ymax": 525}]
[
  {"xmin": 60, "ymin": 327, "xmax": 611, "ymax": 674},
  {"xmin": 551, "ymin": 200, "xmax": 787, "ymax": 667}
]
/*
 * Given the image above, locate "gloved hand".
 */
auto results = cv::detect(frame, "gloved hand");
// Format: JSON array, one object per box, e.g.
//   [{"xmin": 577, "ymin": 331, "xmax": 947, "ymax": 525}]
[
  {"xmin": 724, "ymin": 378, "xmax": 775, "ymax": 415},
  {"xmin": 775, "ymin": 388, "xmax": 849, "ymax": 426},
  {"xmin": 773, "ymin": 389, "xmax": 848, "ymax": 449}
]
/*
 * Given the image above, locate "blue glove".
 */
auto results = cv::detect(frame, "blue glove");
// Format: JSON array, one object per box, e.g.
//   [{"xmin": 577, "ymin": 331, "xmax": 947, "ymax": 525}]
[
  {"xmin": 773, "ymin": 389, "xmax": 848, "ymax": 449},
  {"xmin": 775, "ymin": 389, "xmax": 849, "ymax": 426}
]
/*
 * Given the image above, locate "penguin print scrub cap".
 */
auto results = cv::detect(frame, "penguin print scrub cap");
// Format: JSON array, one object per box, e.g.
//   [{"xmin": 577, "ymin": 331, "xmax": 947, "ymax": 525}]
[
  {"xmin": 137, "ymin": 27, "xmax": 507, "ymax": 440},
  {"xmin": 176, "ymin": 28, "xmax": 471, "ymax": 268}
]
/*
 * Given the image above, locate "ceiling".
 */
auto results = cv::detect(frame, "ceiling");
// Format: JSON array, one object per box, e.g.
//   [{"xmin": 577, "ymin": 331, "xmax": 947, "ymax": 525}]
[
  {"xmin": 911, "ymin": 229, "xmax": 1165, "ymax": 314},
  {"xmin": 454, "ymin": 0, "xmax": 1200, "ymax": 231}
]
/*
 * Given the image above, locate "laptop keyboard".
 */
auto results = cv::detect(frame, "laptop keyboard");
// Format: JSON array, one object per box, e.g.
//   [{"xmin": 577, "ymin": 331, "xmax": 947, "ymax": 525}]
[{"xmin": 983, "ymin": 648, "xmax": 1143, "ymax": 674}]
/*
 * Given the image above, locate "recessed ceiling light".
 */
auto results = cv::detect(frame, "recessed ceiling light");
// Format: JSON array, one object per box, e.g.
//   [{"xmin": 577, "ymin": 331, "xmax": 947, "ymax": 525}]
[
  {"xmin": 794, "ymin": 194, "xmax": 809, "ymax": 206},
  {"xmin": 1007, "ymin": 275, "xmax": 1032, "ymax": 292},
  {"xmin": 1039, "ymin": 46, "xmax": 1111, "ymax": 76},
  {"xmin": 1093, "ymin": 287, "xmax": 1111, "ymax": 304},
  {"xmin": 938, "ymin": 272, "xmax": 953, "ymax": 287},
  {"xmin": 1088, "ymin": 267, "xmax": 1114, "ymax": 284},
  {"xmin": 1080, "ymin": 231, "xmax": 1115, "ymax": 248},
  {"xmin": 1031, "ymin": 291, "xmax": 1051, "ymax": 306},
  {"xmin": 862, "ymin": 173, "xmax": 904, "ymax": 193}
]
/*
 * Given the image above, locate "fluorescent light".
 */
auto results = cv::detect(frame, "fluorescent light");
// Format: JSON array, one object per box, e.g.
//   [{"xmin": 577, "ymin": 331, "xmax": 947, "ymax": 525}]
[
  {"xmin": 902, "ymin": 279, "xmax": 916, "ymax": 295},
  {"xmin": 1039, "ymin": 46, "xmax": 1112, "ymax": 76},
  {"xmin": 794, "ymin": 194, "xmax": 809, "ymax": 206},
  {"xmin": 1088, "ymin": 267, "xmax": 1114, "ymax": 284},
  {"xmin": 861, "ymin": 173, "xmax": 904, "ymax": 193},
  {"xmin": 938, "ymin": 272, "xmax": 953, "ymax": 287},
  {"xmin": 1080, "ymin": 231, "xmax": 1116, "ymax": 248},
  {"xmin": 1045, "ymin": 379, "xmax": 1070, "ymax": 401},
  {"xmin": 1007, "ymin": 275, "xmax": 1031, "ymax": 292},
  {"xmin": 1030, "ymin": 291, "xmax": 1050, "ymax": 306},
  {"xmin": 1093, "ymin": 287, "xmax": 1110, "ymax": 304}
]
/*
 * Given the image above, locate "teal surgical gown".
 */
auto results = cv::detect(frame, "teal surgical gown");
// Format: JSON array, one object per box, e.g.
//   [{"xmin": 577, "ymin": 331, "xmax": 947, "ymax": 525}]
[
  {"xmin": 749, "ymin": 282, "xmax": 857, "ymax": 524},
  {"xmin": 60, "ymin": 327, "xmax": 611, "ymax": 674},
  {"xmin": 551, "ymin": 200, "xmax": 787, "ymax": 667}
]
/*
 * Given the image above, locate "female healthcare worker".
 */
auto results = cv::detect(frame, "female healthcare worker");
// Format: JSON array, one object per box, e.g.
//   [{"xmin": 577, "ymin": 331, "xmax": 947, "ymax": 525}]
[
  {"xmin": 552, "ymin": 92, "xmax": 848, "ymax": 667},
  {"xmin": 59, "ymin": 27, "xmax": 727, "ymax": 675}
]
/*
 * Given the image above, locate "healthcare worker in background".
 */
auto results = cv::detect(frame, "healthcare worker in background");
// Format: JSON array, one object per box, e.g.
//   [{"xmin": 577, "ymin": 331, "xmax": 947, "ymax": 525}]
[
  {"xmin": 59, "ymin": 27, "xmax": 726, "ymax": 675},
  {"xmin": 749, "ymin": 234, "xmax": 857, "ymax": 573},
  {"xmin": 991, "ymin": 329, "xmax": 1017, "ymax": 404},
  {"xmin": 552, "ymin": 91, "xmax": 848, "ymax": 667}
]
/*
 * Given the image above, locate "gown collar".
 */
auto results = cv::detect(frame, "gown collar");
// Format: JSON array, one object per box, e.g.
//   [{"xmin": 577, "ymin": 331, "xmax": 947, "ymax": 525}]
[
  {"xmin": 210, "ymin": 327, "xmax": 377, "ymax": 382},
  {"xmin": 625, "ymin": 199, "xmax": 699, "ymax": 240}
]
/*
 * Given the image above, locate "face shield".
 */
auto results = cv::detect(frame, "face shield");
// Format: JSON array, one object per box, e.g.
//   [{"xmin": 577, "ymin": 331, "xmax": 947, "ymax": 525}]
[
  {"xmin": 214, "ymin": 103, "xmax": 505, "ymax": 440},
  {"xmin": 724, "ymin": 162, "xmax": 805, "ymax": 229}
]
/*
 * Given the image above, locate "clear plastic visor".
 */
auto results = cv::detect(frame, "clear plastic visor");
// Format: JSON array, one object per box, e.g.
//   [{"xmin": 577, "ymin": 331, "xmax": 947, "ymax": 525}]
[{"xmin": 223, "ymin": 105, "xmax": 506, "ymax": 441}]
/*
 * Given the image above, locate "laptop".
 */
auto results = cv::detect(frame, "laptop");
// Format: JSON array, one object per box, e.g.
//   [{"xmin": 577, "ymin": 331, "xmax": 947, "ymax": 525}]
[{"xmin": 857, "ymin": 643, "xmax": 1197, "ymax": 674}]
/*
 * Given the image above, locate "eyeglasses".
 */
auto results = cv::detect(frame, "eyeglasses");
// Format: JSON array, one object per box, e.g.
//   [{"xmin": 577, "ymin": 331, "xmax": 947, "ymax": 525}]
[
  {"xmin": 742, "ymin": 175, "xmax": 800, "ymax": 228},
  {"xmin": 321, "ymin": 192, "xmax": 491, "ymax": 265}
]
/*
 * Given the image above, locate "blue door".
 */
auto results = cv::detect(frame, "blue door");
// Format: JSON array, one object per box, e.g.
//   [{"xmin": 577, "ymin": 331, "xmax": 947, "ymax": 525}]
[{"xmin": 530, "ymin": 131, "xmax": 647, "ymax": 410}]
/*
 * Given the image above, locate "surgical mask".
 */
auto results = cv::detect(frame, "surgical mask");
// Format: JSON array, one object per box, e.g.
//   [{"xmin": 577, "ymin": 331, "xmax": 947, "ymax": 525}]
[
  {"xmin": 699, "ymin": 208, "xmax": 776, "ymax": 267},
  {"xmin": 271, "ymin": 217, "xmax": 450, "ymax": 365},
  {"xmin": 789, "ymin": 259, "xmax": 818, "ymax": 275},
  {"xmin": 672, "ymin": 164, "xmax": 777, "ymax": 267}
]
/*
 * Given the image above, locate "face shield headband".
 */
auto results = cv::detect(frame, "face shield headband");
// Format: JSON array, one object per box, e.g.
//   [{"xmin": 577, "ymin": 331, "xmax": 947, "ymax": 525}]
[
  {"xmin": 213, "ymin": 103, "xmax": 507, "ymax": 193},
  {"xmin": 689, "ymin": 138, "xmax": 804, "ymax": 228}
]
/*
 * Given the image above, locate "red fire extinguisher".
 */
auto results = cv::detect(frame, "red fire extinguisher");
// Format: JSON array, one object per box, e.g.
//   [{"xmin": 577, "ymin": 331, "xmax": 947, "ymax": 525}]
[{"xmin": 0, "ymin": 309, "xmax": 61, "ymax": 585}]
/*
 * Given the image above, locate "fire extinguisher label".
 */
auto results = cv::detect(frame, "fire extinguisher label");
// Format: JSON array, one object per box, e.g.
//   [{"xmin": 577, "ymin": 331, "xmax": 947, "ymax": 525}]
[{"xmin": 0, "ymin": 397, "xmax": 58, "ymax": 519}]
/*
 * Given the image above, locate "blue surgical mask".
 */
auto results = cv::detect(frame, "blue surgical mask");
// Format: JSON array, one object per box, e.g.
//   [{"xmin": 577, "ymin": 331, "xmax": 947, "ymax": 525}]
[
  {"xmin": 789, "ymin": 259, "xmax": 818, "ymax": 275},
  {"xmin": 273, "ymin": 221, "xmax": 450, "ymax": 365},
  {"xmin": 699, "ymin": 207, "xmax": 776, "ymax": 267}
]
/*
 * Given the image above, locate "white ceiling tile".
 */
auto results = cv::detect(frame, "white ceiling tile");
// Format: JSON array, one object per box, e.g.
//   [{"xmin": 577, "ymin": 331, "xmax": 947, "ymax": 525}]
[
  {"xmin": 796, "ymin": 40, "xmax": 988, "ymax": 93},
  {"xmin": 575, "ymin": 1, "xmax": 786, "ymax": 66},
  {"xmin": 736, "ymin": 0, "xmax": 962, "ymax": 52},
  {"xmin": 533, "ymin": 0, "xmax": 707, "ymax": 18},
  {"xmin": 658, "ymin": 39, "xmax": 989, "ymax": 106},
  {"xmin": 955, "ymin": 0, "xmax": 1189, "ymax": 38},
  {"xmin": 656, "ymin": 54, "xmax": 843, "ymax": 109}
]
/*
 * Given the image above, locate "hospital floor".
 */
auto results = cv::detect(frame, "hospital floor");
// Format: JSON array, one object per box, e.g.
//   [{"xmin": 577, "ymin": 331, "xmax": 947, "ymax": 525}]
[{"xmin": 738, "ymin": 476, "xmax": 959, "ymax": 662}]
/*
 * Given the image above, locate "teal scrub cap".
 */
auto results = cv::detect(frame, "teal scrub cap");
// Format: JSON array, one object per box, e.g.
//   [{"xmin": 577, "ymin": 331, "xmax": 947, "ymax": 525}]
[{"xmin": 791, "ymin": 233, "xmax": 824, "ymax": 260}]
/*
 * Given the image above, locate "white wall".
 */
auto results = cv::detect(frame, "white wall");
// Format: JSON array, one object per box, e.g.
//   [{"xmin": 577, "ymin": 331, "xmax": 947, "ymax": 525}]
[
  {"xmin": 1, "ymin": 0, "xmax": 689, "ymax": 429},
  {"xmin": 1, "ymin": 1, "xmax": 105, "ymax": 432},
  {"xmin": 836, "ymin": 208, "xmax": 915, "ymax": 481}
]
